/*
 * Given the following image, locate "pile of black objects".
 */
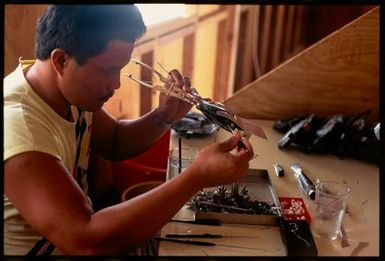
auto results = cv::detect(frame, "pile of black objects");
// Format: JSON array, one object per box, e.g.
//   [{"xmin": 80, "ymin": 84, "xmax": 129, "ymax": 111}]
[
  {"xmin": 274, "ymin": 110, "xmax": 380, "ymax": 165},
  {"xmin": 172, "ymin": 111, "xmax": 219, "ymax": 138},
  {"xmin": 188, "ymin": 185, "xmax": 277, "ymax": 215}
]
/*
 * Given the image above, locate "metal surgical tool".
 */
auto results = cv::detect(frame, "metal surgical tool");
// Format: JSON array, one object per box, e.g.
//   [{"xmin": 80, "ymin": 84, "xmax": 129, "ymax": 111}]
[{"xmin": 125, "ymin": 59, "xmax": 250, "ymax": 139}]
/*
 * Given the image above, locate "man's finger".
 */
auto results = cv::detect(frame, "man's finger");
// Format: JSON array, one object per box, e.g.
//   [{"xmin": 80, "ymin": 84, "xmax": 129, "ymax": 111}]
[
  {"xmin": 217, "ymin": 131, "xmax": 241, "ymax": 152},
  {"xmin": 169, "ymin": 69, "xmax": 183, "ymax": 86},
  {"xmin": 182, "ymin": 76, "xmax": 191, "ymax": 92}
]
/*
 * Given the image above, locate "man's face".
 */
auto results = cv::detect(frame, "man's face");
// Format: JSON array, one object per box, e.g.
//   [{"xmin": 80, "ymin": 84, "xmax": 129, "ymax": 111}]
[{"xmin": 60, "ymin": 40, "xmax": 134, "ymax": 112}]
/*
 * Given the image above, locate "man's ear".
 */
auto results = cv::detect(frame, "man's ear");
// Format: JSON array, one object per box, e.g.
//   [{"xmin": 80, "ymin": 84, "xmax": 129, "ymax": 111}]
[{"xmin": 50, "ymin": 49, "xmax": 68, "ymax": 76}]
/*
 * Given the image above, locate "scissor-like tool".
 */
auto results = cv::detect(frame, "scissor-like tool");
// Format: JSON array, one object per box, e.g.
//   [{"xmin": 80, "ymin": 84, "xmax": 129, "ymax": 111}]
[{"xmin": 125, "ymin": 59, "xmax": 250, "ymax": 139}]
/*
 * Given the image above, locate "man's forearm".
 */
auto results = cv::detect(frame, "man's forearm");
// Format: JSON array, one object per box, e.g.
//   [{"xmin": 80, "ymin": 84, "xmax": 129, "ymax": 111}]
[
  {"xmin": 109, "ymin": 109, "xmax": 172, "ymax": 160},
  {"xmin": 76, "ymin": 167, "xmax": 202, "ymax": 254}
]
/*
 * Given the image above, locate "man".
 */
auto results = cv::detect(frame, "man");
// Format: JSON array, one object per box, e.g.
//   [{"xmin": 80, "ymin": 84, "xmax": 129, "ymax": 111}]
[{"xmin": 4, "ymin": 5, "xmax": 254, "ymax": 255}]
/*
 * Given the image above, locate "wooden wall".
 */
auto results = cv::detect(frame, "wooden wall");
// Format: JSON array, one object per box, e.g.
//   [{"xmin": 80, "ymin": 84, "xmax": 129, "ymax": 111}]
[
  {"xmin": 4, "ymin": 5, "xmax": 236, "ymax": 120},
  {"xmin": 4, "ymin": 4, "xmax": 378, "ymax": 122},
  {"xmin": 4, "ymin": 4, "xmax": 48, "ymax": 75},
  {"xmin": 225, "ymin": 7, "xmax": 379, "ymax": 123},
  {"xmin": 104, "ymin": 5, "xmax": 238, "ymax": 119},
  {"xmin": 232, "ymin": 5, "xmax": 375, "ymax": 93}
]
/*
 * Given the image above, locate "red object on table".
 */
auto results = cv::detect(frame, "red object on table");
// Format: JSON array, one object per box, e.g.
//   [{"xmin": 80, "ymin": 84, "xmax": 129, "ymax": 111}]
[
  {"xmin": 279, "ymin": 197, "xmax": 312, "ymax": 225},
  {"xmin": 113, "ymin": 130, "xmax": 170, "ymax": 194}
]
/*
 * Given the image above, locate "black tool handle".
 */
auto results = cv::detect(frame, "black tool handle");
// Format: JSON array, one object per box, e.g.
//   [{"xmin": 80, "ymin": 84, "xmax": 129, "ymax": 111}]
[
  {"xmin": 166, "ymin": 233, "xmax": 222, "ymax": 239},
  {"xmin": 297, "ymin": 173, "xmax": 315, "ymax": 200},
  {"xmin": 170, "ymin": 219, "xmax": 221, "ymax": 226},
  {"xmin": 155, "ymin": 237, "xmax": 215, "ymax": 246}
]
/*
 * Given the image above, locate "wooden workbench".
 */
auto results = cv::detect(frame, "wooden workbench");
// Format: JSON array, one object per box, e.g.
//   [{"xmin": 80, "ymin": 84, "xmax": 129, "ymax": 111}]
[
  {"xmin": 159, "ymin": 120, "xmax": 379, "ymax": 256},
  {"xmin": 159, "ymin": 7, "xmax": 379, "ymax": 257}
]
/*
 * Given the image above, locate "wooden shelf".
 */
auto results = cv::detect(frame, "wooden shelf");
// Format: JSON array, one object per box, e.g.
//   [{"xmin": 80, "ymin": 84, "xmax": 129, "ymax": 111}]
[{"xmin": 225, "ymin": 7, "xmax": 379, "ymax": 123}]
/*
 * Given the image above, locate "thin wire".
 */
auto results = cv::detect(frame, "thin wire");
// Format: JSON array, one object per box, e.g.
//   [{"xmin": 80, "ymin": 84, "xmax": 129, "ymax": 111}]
[
  {"xmin": 157, "ymin": 62, "xmax": 169, "ymax": 74},
  {"xmin": 178, "ymin": 137, "xmax": 182, "ymax": 174},
  {"xmin": 142, "ymin": 80, "xmax": 153, "ymax": 85}
]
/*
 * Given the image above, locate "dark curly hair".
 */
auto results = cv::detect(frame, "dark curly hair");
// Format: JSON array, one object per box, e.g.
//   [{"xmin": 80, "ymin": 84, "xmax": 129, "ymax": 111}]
[{"xmin": 35, "ymin": 5, "xmax": 146, "ymax": 65}]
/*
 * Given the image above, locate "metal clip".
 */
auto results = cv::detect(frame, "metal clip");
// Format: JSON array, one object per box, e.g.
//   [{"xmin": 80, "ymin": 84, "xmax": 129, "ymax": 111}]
[
  {"xmin": 125, "ymin": 59, "xmax": 197, "ymax": 104},
  {"xmin": 125, "ymin": 59, "xmax": 250, "ymax": 138}
]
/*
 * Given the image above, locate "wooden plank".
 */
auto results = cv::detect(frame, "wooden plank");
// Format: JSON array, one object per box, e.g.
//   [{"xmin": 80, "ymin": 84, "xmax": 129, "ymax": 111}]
[
  {"xmin": 153, "ymin": 38, "xmax": 183, "ymax": 110},
  {"xmin": 283, "ymin": 5, "xmax": 296, "ymax": 58},
  {"xmin": 120, "ymin": 57, "xmax": 141, "ymax": 119},
  {"xmin": 233, "ymin": 11, "xmax": 248, "ymax": 93},
  {"xmin": 271, "ymin": 5, "xmax": 286, "ymax": 68},
  {"xmin": 292, "ymin": 6, "xmax": 305, "ymax": 53},
  {"xmin": 140, "ymin": 51, "xmax": 154, "ymax": 116},
  {"xmin": 216, "ymin": 5, "xmax": 236, "ymax": 101},
  {"xmin": 227, "ymin": 5, "xmax": 241, "ymax": 98},
  {"xmin": 104, "ymin": 54, "xmax": 143, "ymax": 119},
  {"xmin": 157, "ymin": 24, "xmax": 195, "ymax": 46},
  {"xmin": 183, "ymin": 33, "xmax": 195, "ymax": 81},
  {"xmin": 133, "ymin": 39, "xmax": 156, "ymax": 58},
  {"xmin": 225, "ymin": 7, "xmax": 379, "ymax": 123},
  {"xmin": 241, "ymin": 6, "xmax": 257, "ymax": 89},
  {"xmin": 193, "ymin": 19, "xmax": 218, "ymax": 99},
  {"xmin": 251, "ymin": 5, "xmax": 262, "ymax": 79},
  {"xmin": 4, "ymin": 5, "xmax": 47, "ymax": 75},
  {"xmin": 137, "ymin": 15, "xmax": 196, "ymax": 45},
  {"xmin": 213, "ymin": 19, "xmax": 228, "ymax": 102},
  {"xmin": 197, "ymin": 4, "xmax": 220, "ymax": 17},
  {"xmin": 196, "ymin": 9, "xmax": 228, "ymax": 27},
  {"xmin": 259, "ymin": 5, "xmax": 273, "ymax": 75},
  {"xmin": 155, "ymin": 39, "xmax": 183, "ymax": 72}
]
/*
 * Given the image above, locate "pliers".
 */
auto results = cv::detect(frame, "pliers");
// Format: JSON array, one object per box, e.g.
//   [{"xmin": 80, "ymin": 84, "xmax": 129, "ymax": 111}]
[{"xmin": 125, "ymin": 59, "xmax": 250, "ymax": 139}]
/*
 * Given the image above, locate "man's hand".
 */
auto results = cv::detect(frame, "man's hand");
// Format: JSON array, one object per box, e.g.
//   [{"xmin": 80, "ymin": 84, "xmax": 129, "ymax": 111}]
[
  {"xmin": 156, "ymin": 69, "xmax": 193, "ymax": 124},
  {"xmin": 186, "ymin": 131, "xmax": 255, "ymax": 188}
]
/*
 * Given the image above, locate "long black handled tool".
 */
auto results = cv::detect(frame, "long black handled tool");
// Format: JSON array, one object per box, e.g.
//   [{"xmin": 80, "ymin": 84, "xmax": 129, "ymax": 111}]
[
  {"xmin": 155, "ymin": 237, "xmax": 215, "ymax": 246},
  {"xmin": 166, "ymin": 233, "xmax": 222, "ymax": 239},
  {"xmin": 169, "ymin": 218, "xmax": 221, "ymax": 226},
  {"xmin": 155, "ymin": 237, "xmax": 268, "ymax": 250}
]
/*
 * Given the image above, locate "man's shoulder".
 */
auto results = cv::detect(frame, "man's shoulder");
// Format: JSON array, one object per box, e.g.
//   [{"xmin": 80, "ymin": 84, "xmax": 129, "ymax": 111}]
[
  {"xmin": 4, "ymin": 62, "xmax": 29, "ymax": 96},
  {"xmin": 4, "ymin": 58, "xmax": 34, "ymax": 86}
]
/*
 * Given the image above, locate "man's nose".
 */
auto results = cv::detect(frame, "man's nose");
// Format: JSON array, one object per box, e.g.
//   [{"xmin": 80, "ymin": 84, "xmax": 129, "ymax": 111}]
[{"xmin": 109, "ymin": 72, "xmax": 121, "ymax": 90}]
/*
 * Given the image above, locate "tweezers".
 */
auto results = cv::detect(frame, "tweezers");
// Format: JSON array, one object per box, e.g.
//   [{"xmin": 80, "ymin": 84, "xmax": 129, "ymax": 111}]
[
  {"xmin": 155, "ymin": 237, "xmax": 215, "ymax": 246},
  {"xmin": 166, "ymin": 233, "xmax": 222, "ymax": 238},
  {"xmin": 169, "ymin": 218, "xmax": 221, "ymax": 226},
  {"xmin": 155, "ymin": 237, "xmax": 265, "ymax": 250}
]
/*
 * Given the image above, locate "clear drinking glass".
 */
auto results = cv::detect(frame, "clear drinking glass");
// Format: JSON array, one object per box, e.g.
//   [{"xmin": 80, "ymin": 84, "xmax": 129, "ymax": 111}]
[
  {"xmin": 167, "ymin": 147, "xmax": 199, "ymax": 180},
  {"xmin": 312, "ymin": 180, "xmax": 351, "ymax": 240}
]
